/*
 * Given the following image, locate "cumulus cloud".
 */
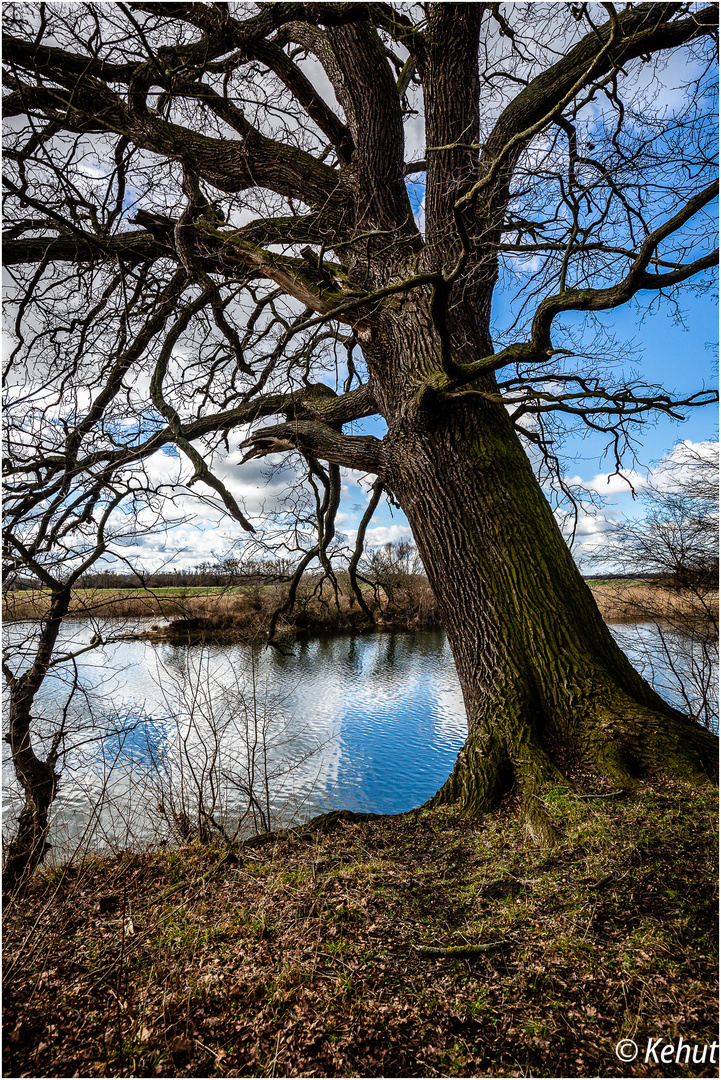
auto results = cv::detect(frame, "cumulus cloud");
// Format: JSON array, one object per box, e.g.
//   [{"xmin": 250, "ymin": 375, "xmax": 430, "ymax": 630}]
[
  {"xmin": 351, "ymin": 524, "xmax": 414, "ymax": 548},
  {"xmin": 100, "ymin": 426, "xmax": 719, "ymax": 576},
  {"xmin": 112, "ymin": 521, "xmax": 243, "ymax": 571},
  {"xmin": 647, "ymin": 440, "xmax": 718, "ymax": 493},
  {"xmin": 566, "ymin": 469, "xmax": 648, "ymax": 495},
  {"xmin": 570, "ymin": 512, "xmax": 615, "ymax": 538},
  {"xmin": 569, "ymin": 441, "xmax": 718, "ymax": 503}
]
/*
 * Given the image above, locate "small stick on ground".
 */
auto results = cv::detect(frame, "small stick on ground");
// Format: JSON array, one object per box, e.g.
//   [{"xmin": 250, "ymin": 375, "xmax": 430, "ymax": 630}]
[{"xmin": 416, "ymin": 942, "xmax": 507, "ymax": 958}]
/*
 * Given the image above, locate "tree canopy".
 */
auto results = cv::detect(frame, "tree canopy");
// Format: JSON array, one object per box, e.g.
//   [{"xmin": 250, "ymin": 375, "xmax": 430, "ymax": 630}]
[{"xmin": 4, "ymin": 4, "xmax": 717, "ymax": 562}]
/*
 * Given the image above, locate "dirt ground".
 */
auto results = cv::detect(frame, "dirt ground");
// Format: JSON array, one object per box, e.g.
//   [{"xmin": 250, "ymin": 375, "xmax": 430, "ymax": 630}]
[{"xmin": 3, "ymin": 780, "xmax": 718, "ymax": 1078}]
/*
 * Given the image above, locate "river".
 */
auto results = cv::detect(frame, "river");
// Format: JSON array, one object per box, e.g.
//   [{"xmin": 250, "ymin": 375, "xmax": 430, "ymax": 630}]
[{"xmin": 2, "ymin": 619, "xmax": 713, "ymax": 858}]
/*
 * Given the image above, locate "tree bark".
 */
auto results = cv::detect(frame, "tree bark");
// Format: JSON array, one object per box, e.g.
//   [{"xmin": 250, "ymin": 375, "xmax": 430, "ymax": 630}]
[
  {"xmin": 3, "ymin": 705, "xmax": 59, "ymax": 895},
  {"xmin": 370, "ymin": 316, "xmax": 717, "ymax": 829},
  {"xmin": 3, "ymin": 593, "xmax": 68, "ymax": 895}
]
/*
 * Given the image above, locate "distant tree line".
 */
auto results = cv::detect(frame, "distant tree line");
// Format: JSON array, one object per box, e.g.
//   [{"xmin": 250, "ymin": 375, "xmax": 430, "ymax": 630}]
[
  {"xmin": 5, "ymin": 550, "xmax": 712, "ymax": 593},
  {"xmin": 78, "ymin": 556, "xmax": 296, "ymax": 589},
  {"xmin": 3, "ymin": 556, "xmax": 296, "ymax": 591}
]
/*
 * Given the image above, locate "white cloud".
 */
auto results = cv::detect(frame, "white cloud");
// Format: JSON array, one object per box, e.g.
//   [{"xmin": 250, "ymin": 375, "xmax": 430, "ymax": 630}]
[
  {"xmin": 571, "ymin": 512, "xmax": 614, "ymax": 538},
  {"xmin": 111, "ymin": 519, "xmax": 246, "ymax": 571},
  {"xmin": 567, "ymin": 470, "xmax": 648, "ymax": 496},
  {"xmin": 356, "ymin": 525, "xmax": 414, "ymax": 548},
  {"xmin": 647, "ymin": 440, "xmax": 719, "ymax": 493}
]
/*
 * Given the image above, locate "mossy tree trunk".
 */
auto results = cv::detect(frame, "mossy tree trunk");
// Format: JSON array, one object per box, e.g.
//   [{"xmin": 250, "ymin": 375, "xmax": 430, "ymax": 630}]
[{"xmin": 371, "ymin": 320, "xmax": 717, "ymax": 824}]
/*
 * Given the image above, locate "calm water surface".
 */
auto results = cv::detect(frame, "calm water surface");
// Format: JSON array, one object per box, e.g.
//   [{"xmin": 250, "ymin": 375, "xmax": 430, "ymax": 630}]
[
  {"xmin": 3, "ymin": 622, "xmax": 467, "ymax": 854},
  {"xmin": 2, "ymin": 619, "xmax": 710, "ymax": 856}
]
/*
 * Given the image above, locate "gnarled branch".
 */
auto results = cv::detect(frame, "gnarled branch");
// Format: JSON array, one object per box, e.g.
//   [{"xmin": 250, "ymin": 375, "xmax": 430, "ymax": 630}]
[{"xmin": 240, "ymin": 420, "xmax": 385, "ymax": 476}]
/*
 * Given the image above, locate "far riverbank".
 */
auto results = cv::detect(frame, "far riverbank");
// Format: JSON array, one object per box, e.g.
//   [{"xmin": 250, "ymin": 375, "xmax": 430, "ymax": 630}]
[{"xmin": 3, "ymin": 579, "xmax": 717, "ymax": 641}]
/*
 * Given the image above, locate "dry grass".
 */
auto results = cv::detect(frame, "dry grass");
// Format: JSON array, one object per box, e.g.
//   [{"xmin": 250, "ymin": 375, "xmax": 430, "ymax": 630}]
[
  {"xmin": 2, "ymin": 577, "xmax": 440, "ymax": 637},
  {"xmin": 6, "ymin": 580, "xmax": 715, "ymax": 631},
  {"xmin": 589, "ymin": 583, "xmax": 718, "ymax": 624},
  {"xmin": 2, "ymin": 587, "xmax": 241, "ymax": 623},
  {"xmin": 3, "ymin": 780, "xmax": 717, "ymax": 1078}
]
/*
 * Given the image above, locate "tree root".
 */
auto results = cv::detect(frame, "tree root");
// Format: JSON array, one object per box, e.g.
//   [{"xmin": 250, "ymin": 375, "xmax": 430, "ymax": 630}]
[
  {"xmin": 522, "ymin": 794, "xmax": 559, "ymax": 847},
  {"xmin": 239, "ymin": 809, "xmax": 383, "ymax": 850}
]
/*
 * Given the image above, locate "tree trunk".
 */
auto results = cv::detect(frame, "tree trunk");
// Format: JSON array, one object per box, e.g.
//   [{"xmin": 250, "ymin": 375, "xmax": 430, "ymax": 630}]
[
  {"xmin": 381, "ymin": 365, "xmax": 717, "ymax": 829},
  {"xmin": 4, "ymin": 593, "xmax": 68, "ymax": 894},
  {"xmin": 3, "ymin": 703, "xmax": 59, "ymax": 895}
]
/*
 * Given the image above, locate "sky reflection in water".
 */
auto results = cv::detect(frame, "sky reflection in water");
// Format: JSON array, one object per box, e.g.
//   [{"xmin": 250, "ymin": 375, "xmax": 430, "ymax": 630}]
[{"xmin": 3, "ymin": 619, "xmax": 712, "ymax": 856}]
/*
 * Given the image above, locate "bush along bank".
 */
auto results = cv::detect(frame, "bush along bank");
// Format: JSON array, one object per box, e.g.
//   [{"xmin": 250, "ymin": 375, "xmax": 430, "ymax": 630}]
[{"xmin": 142, "ymin": 575, "xmax": 443, "ymax": 643}]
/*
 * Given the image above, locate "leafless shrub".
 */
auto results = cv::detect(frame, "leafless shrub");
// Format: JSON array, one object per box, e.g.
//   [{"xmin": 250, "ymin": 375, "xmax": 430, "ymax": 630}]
[
  {"xmin": 146, "ymin": 648, "xmax": 331, "ymax": 843},
  {"xmin": 591, "ymin": 443, "xmax": 718, "ymax": 730}
]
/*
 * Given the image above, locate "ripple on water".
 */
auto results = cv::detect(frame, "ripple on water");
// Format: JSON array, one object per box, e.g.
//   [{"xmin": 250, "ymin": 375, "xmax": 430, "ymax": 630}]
[
  {"xmin": 5, "ymin": 620, "xmax": 709, "ymax": 850},
  {"xmin": 3, "ymin": 625, "xmax": 469, "ymax": 848}
]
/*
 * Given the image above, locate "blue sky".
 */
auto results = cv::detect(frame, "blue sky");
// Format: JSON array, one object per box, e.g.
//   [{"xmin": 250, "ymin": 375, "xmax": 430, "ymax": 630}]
[{"xmin": 329, "ymin": 282, "xmax": 718, "ymax": 567}]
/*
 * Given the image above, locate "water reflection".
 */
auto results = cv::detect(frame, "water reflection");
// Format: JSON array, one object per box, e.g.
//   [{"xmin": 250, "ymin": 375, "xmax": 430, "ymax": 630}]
[
  {"xmin": 3, "ymin": 623, "xmax": 468, "ymax": 854},
  {"xmin": 3, "ymin": 618, "xmax": 714, "ymax": 858},
  {"xmin": 95, "ymin": 711, "xmax": 170, "ymax": 770}
]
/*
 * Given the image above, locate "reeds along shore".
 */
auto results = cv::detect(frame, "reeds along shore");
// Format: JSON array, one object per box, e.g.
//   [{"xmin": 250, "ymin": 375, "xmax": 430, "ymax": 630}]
[
  {"xmin": 2, "ymin": 579, "xmax": 718, "ymax": 632},
  {"xmin": 1, "ymin": 576, "xmax": 440, "ymax": 635},
  {"xmin": 588, "ymin": 581, "xmax": 719, "ymax": 624}
]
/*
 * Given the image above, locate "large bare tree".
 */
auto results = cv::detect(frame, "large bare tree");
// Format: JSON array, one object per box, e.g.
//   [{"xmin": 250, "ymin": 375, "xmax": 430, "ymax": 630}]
[{"xmin": 3, "ymin": 1, "xmax": 718, "ymax": 877}]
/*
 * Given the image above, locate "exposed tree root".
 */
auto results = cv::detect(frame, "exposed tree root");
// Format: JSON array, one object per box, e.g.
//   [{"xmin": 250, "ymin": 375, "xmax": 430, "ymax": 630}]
[
  {"xmin": 521, "ymin": 794, "xmax": 559, "ymax": 847},
  {"xmin": 428, "ymin": 693, "xmax": 718, "ymax": 847},
  {"xmin": 238, "ymin": 809, "xmax": 384, "ymax": 850}
]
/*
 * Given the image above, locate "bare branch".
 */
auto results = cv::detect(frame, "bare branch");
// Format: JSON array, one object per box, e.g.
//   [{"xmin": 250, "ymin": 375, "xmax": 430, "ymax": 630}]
[
  {"xmin": 241, "ymin": 421, "xmax": 385, "ymax": 475},
  {"xmin": 531, "ymin": 182, "xmax": 719, "ymax": 350}
]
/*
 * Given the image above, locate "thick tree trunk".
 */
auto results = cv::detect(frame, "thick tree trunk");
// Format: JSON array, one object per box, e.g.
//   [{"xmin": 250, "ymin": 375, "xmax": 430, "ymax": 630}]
[{"xmin": 381, "ymin": 371, "xmax": 717, "ymax": 827}]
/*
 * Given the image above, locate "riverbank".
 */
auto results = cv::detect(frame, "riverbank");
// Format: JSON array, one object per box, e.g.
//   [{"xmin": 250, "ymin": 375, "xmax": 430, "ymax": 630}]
[
  {"xmin": 1, "ymin": 577, "xmax": 439, "ymax": 637},
  {"xmin": 3, "ymin": 580, "xmax": 717, "ymax": 639},
  {"xmin": 3, "ymin": 780, "xmax": 717, "ymax": 1078}
]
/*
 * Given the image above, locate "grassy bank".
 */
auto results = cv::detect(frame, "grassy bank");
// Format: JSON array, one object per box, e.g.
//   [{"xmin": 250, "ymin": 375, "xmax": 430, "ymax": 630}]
[
  {"xmin": 3, "ymin": 780, "xmax": 717, "ymax": 1078},
  {"xmin": 4, "ymin": 580, "xmax": 716, "ymax": 636},
  {"xmin": 2, "ymin": 575, "xmax": 440, "ymax": 638},
  {"xmin": 2, "ymin": 586, "xmax": 243, "ymax": 624}
]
